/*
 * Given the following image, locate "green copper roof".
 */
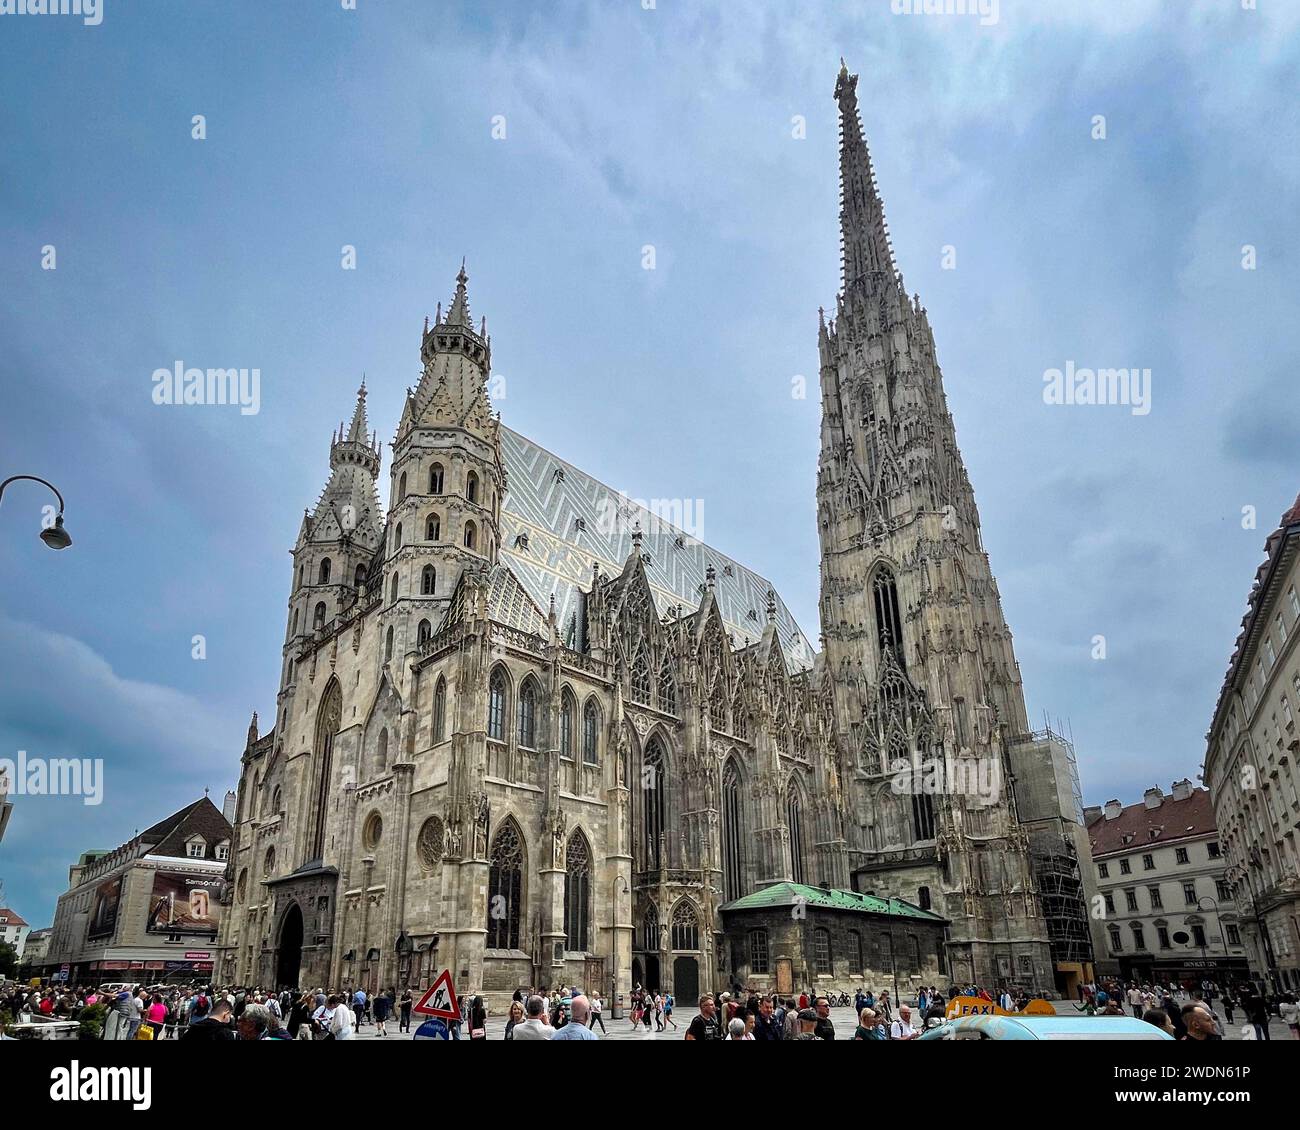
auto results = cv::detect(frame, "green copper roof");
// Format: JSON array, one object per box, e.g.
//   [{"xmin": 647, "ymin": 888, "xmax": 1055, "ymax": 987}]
[{"xmin": 719, "ymin": 882, "xmax": 947, "ymax": 923}]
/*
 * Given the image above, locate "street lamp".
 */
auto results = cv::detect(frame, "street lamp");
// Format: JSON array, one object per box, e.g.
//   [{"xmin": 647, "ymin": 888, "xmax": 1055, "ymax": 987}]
[
  {"xmin": 0, "ymin": 475, "xmax": 72, "ymax": 549},
  {"xmin": 610, "ymin": 875, "xmax": 628, "ymax": 1019}
]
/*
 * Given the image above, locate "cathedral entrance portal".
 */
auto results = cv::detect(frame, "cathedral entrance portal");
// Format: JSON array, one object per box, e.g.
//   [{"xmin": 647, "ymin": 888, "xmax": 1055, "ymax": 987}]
[
  {"xmin": 672, "ymin": 956, "xmax": 697, "ymax": 1003},
  {"xmin": 275, "ymin": 902, "xmax": 304, "ymax": 990}
]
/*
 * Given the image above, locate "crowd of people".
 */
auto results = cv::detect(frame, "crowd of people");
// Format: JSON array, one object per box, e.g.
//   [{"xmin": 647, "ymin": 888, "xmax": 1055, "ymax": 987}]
[{"xmin": 6, "ymin": 975, "xmax": 1297, "ymax": 1041}]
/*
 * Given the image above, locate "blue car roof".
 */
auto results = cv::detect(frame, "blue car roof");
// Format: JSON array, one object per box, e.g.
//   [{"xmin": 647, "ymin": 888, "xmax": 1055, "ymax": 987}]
[{"xmin": 928, "ymin": 1014, "xmax": 1174, "ymax": 1041}]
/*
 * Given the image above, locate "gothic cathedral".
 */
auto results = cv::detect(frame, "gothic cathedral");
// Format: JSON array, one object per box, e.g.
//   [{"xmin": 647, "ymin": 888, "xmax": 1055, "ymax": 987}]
[{"xmin": 217, "ymin": 62, "xmax": 1057, "ymax": 1002}]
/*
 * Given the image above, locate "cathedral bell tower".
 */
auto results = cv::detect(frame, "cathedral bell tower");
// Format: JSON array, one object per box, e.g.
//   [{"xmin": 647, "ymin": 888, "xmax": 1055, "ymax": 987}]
[
  {"xmin": 379, "ymin": 263, "xmax": 506, "ymax": 698},
  {"xmin": 818, "ymin": 61, "xmax": 1053, "ymax": 989}
]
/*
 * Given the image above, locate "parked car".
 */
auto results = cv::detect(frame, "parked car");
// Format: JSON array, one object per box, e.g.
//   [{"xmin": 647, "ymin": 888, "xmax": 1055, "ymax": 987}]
[{"xmin": 917, "ymin": 1014, "xmax": 1174, "ymax": 1041}]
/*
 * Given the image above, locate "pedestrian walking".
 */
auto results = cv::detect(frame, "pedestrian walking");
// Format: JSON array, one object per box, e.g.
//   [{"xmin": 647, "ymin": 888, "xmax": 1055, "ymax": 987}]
[{"xmin": 399, "ymin": 988, "xmax": 413, "ymax": 1032}]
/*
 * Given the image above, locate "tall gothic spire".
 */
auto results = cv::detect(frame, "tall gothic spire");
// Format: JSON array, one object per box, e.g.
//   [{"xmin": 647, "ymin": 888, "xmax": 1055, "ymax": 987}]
[
  {"xmin": 344, "ymin": 379, "xmax": 372, "ymax": 444},
  {"xmin": 835, "ymin": 60, "xmax": 896, "ymax": 291},
  {"xmin": 443, "ymin": 258, "xmax": 472, "ymax": 328}
]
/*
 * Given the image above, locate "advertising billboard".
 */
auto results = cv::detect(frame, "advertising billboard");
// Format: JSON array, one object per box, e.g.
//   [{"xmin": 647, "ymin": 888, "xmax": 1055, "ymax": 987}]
[
  {"xmin": 87, "ymin": 877, "xmax": 121, "ymax": 939},
  {"xmin": 144, "ymin": 871, "xmax": 223, "ymax": 937}
]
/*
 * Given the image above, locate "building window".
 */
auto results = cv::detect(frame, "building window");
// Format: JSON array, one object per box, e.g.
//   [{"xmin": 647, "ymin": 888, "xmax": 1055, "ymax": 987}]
[
  {"xmin": 466, "ymin": 471, "xmax": 479, "ymax": 504},
  {"xmin": 397, "ymin": 471, "xmax": 407, "ymax": 500},
  {"xmin": 1176, "ymin": 847, "xmax": 1189, "ymax": 865},
  {"xmin": 560, "ymin": 691, "xmax": 575, "ymax": 759},
  {"xmin": 630, "ymin": 644, "xmax": 651, "ymax": 704},
  {"xmin": 1130, "ymin": 923, "xmax": 1146, "ymax": 951},
  {"xmin": 375, "ymin": 727, "xmax": 389, "ymax": 772},
  {"xmin": 1148, "ymin": 885, "xmax": 1163, "ymax": 910},
  {"xmin": 872, "ymin": 567, "xmax": 905, "ymax": 670},
  {"xmin": 390, "ymin": 574, "xmax": 399, "ymax": 603},
  {"xmin": 1207, "ymin": 841, "xmax": 1221, "ymax": 859},
  {"xmin": 1108, "ymin": 925, "xmax": 1122, "ymax": 953},
  {"xmin": 216, "ymin": 842, "xmax": 230, "ymax": 861},
  {"xmin": 518, "ymin": 679, "xmax": 537, "ymax": 749},
  {"xmin": 430, "ymin": 464, "xmax": 444, "ymax": 494},
  {"xmin": 918, "ymin": 886, "xmax": 931, "ymax": 911},
  {"xmin": 1266, "ymin": 637, "xmax": 1277, "ymax": 668},
  {"xmin": 1125, "ymin": 889, "xmax": 1138, "ymax": 912},
  {"xmin": 1098, "ymin": 862, "xmax": 1109, "ymax": 879},
  {"xmin": 641, "ymin": 907, "xmax": 659, "ymax": 953},
  {"xmin": 1183, "ymin": 881, "xmax": 1197, "ymax": 906},
  {"xmin": 658, "ymin": 662, "xmax": 677, "ymax": 714},
  {"xmin": 486, "ymin": 820, "xmax": 524, "ymax": 949},
  {"xmin": 263, "ymin": 846, "xmax": 276, "ymax": 877},
  {"xmin": 1157, "ymin": 926, "xmax": 1171, "ymax": 949},
  {"xmin": 1191, "ymin": 923, "xmax": 1207, "ymax": 948},
  {"xmin": 748, "ymin": 929, "xmax": 769, "ymax": 974},
  {"xmin": 488, "ymin": 667, "xmax": 507, "ymax": 741},
  {"xmin": 354, "ymin": 563, "xmax": 366, "ymax": 588},
  {"xmin": 426, "ymin": 514, "xmax": 440, "ymax": 541},
  {"xmin": 1119, "ymin": 858, "xmax": 1131, "ymax": 875},
  {"xmin": 731, "ymin": 693, "xmax": 747, "ymax": 738},
  {"xmin": 433, "ymin": 677, "xmax": 447, "ymax": 743},
  {"xmin": 786, "ymin": 783, "xmax": 806, "ymax": 885},
  {"xmin": 318, "ymin": 557, "xmax": 331, "ymax": 584},
  {"xmin": 417, "ymin": 619, "xmax": 432, "ymax": 648},
  {"xmin": 582, "ymin": 700, "xmax": 599, "ymax": 764},
  {"xmin": 644, "ymin": 738, "xmax": 666, "ymax": 870},
  {"xmin": 313, "ymin": 601, "xmax": 327, "ymax": 630},
  {"xmin": 384, "ymin": 625, "xmax": 394, "ymax": 662},
  {"xmin": 722, "ymin": 760, "xmax": 745, "ymax": 901},
  {"xmin": 464, "ymin": 521, "xmax": 477, "ymax": 550},
  {"xmin": 849, "ymin": 929, "xmax": 864, "ymax": 973},
  {"xmin": 1227, "ymin": 924, "xmax": 1241, "ymax": 946},
  {"xmin": 563, "ymin": 832, "xmax": 591, "ymax": 951},
  {"xmin": 421, "ymin": 565, "xmax": 436, "ymax": 595},
  {"xmin": 813, "ymin": 927, "xmax": 832, "ymax": 975},
  {"xmin": 1216, "ymin": 879, "xmax": 1231, "ymax": 902},
  {"xmin": 394, "ymin": 522, "xmax": 403, "ymax": 550},
  {"xmin": 1104, "ymin": 893, "xmax": 1115, "ymax": 915},
  {"xmin": 187, "ymin": 840, "xmax": 205, "ymax": 858},
  {"xmin": 1290, "ymin": 586, "xmax": 1300, "ymax": 619},
  {"xmin": 670, "ymin": 900, "xmax": 699, "ymax": 951},
  {"xmin": 912, "ymin": 791, "xmax": 935, "ymax": 842},
  {"xmin": 363, "ymin": 811, "xmax": 383, "ymax": 849},
  {"xmin": 1142, "ymin": 853, "xmax": 1155, "ymax": 871}
]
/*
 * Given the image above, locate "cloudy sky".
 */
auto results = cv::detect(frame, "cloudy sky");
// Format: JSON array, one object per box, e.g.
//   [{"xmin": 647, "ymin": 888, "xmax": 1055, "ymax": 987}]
[{"xmin": 1, "ymin": 0, "xmax": 1296, "ymax": 925}]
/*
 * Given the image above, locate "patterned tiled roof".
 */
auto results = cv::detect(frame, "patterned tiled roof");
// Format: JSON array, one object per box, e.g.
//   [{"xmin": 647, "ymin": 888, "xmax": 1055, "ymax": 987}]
[
  {"xmin": 719, "ymin": 882, "xmax": 947, "ymax": 922},
  {"xmin": 499, "ymin": 427, "xmax": 816, "ymax": 671}
]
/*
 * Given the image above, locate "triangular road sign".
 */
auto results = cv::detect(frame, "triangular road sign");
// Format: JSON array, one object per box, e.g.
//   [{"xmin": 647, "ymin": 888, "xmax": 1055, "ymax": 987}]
[{"xmin": 413, "ymin": 969, "xmax": 460, "ymax": 1019}]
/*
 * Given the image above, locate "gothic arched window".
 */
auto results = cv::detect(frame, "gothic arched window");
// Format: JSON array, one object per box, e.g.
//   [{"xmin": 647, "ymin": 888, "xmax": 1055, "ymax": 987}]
[
  {"xmin": 564, "ymin": 832, "xmax": 591, "ymax": 951},
  {"xmin": 421, "ymin": 565, "xmax": 436, "ymax": 595},
  {"xmin": 709, "ymin": 677, "xmax": 727, "ymax": 731},
  {"xmin": 641, "ymin": 905, "xmax": 659, "ymax": 952},
  {"xmin": 657, "ymin": 661, "xmax": 677, "ymax": 714},
  {"xmin": 813, "ymin": 926, "xmax": 832, "ymax": 975},
  {"xmin": 426, "ymin": 513, "xmax": 440, "ymax": 542},
  {"xmin": 353, "ymin": 563, "xmax": 366, "ymax": 588},
  {"xmin": 398, "ymin": 471, "xmax": 407, "ymax": 500},
  {"xmin": 722, "ymin": 760, "xmax": 745, "ymax": 901},
  {"xmin": 918, "ymin": 885, "xmax": 931, "ymax": 911},
  {"xmin": 384, "ymin": 625, "xmax": 394, "ymax": 662},
  {"xmin": 417, "ymin": 618, "xmax": 432, "ymax": 648},
  {"xmin": 464, "ymin": 521, "xmax": 477, "ymax": 550},
  {"xmin": 582, "ymin": 700, "xmax": 599, "ymax": 764},
  {"xmin": 488, "ymin": 667, "xmax": 507, "ymax": 742},
  {"xmin": 849, "ymin": 929, "xmax": 864, "ymax": 973},
  {"xmin": 313, "ymin": 602, "xmax": 327, "ymax": 630},
  {"xmin": 318, "ymin": 557, "xmax": 331, "ymax": 584},
  {"xmin": 486, "ymin": 820, "xmax": 523, "ymax": 949},
  {"xmin": 376, "ymin": 728, "xmax": 388, "ymax": 772},
  {"xmin": 732, "ymin": 693, "xmax": 747, "ymax": 739},
  {"xmin": 429, "ymin": 463, "xmax": 444, "ymax": 494},
  {"xmin": 308, "ymin": 678, "xmax": 342, "ymax": 862},
  {"xmin": 644, "ymin": 737, "xmax": 666, "ymax": 870},
  {"xmin": 433, "ymin": 677, "xmax": 447, "ymax": 743},
  {"xmin": 390, "ymin": 573, "xmax": 399, "ymax": 603},
  {"xmin": 466, "ymin": 470, "xmax": 479, "ymax": 504},
  {"xmin": 786, "ymin": 782, "xmax": 806, "ymax": 885},
  {"xmin": 912, "ymin": 791, "xmax": 935, "ymax": 842},
  {"xmin": 670, "ymin": 900, "xmax": 699, "ymax": 951},
  {"xmin": 394, "ymin": 522, "xmax": 403, "ymax": 549},
  {"xmin": 630, "ymin": 644, "xmax": 651, "ymax": 704},
  {"xmin": 873, "ymin": 566, "xmax": 906, "ymax": 671},
  {"xmin": 518, "ymin": 678, "xmax": 538, "ymax": 749},
  {"xmin": 560, "ymin": 689, "xmax": 575, "ymax": 759}
]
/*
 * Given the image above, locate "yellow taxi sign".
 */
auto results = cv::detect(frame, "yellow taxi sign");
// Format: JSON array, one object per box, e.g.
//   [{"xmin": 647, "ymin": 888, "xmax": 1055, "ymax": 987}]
[{"xmin": 944, "ymin": 995, "xmax": 1056, "ymax": 1019}]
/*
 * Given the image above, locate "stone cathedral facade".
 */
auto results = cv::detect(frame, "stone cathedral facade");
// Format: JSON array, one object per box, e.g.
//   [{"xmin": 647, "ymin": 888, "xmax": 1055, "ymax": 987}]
[{"xmin": 216, "ymin": 63, "xmax": 1058, "ymax": 1002}]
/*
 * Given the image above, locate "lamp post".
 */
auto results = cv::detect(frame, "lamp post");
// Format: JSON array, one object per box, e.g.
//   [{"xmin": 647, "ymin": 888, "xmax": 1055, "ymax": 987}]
[
  {"xmin": 610, "ymin": 874, "xmax": 628, "ymax": 1019},
  {"xmin": 1194, "ymin": 895, "xmax": 1222, "ymax": 979},
  {"xmin": 0, "ymin": 475, "xmax": 72, "ymax": 549},
  {"xmin": 1246, "ymin": 847, "xmax": 1281, "ymax": 993}
]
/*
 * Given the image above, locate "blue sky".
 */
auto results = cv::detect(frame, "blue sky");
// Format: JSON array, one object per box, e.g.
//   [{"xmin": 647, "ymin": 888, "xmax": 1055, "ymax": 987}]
[{"xmin": 1, "ymin": 0, "xmax": 1297, "ymax": 925}]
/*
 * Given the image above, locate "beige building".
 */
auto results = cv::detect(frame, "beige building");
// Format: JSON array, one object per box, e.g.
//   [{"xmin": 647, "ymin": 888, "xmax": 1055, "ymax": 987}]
[
  {"xmin": 41, "ymin": 798, "xmax": 231, "ymax": 984},
  {"xmin": 1204, "ymin": 495, "xmax": 1300, "ymax": 992},
  {"xmin": 217, "ymin": 62, "xmax": 1080, "ymax": 1006},
  {"xmin": 0, "ymin": 908, "xmax": 31, "ymax": 965},
  {"xmin": 1085, "ymin": 782, "xmax": 1248, "ymax": 986}
]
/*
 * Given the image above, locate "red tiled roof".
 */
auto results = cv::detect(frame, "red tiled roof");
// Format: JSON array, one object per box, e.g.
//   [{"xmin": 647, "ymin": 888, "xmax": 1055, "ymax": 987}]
[
  {"xmin": 0, "ymin": 908, "xmax": 30, "ymax": 927},
  {"xmin": 1085, "ymin": 788, "xmax": 1217, "ymax": 858}
]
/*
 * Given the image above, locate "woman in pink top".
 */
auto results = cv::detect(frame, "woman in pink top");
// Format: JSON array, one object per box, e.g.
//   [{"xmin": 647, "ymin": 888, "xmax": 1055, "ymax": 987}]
[{"xmin": 147, "ymin": 994, "xmax": 168, "ymax": 1038}]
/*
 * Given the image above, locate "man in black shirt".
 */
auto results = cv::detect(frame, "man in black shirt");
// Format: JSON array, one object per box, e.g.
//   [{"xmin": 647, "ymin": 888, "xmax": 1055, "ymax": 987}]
[
  {"xmin": 813, "ymin": 995, "xmax": 835, "ymax": 1040},
  {"xmin": 685, "ymin": 994, "xmax": 721, "ymax": 1040},
  {"xmin": 180, "ymin": 999, "xmax": 235, "ymax": 1041}
]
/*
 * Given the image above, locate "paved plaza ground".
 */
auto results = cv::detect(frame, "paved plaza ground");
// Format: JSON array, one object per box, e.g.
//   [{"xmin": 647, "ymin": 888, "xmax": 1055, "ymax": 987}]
[{"xmin": 352, "ymin": 999, "xmax": 1297, "ymax": 1041}]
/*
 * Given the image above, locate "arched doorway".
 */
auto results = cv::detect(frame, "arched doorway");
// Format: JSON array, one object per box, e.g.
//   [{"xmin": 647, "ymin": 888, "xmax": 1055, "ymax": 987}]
[
  {"xmin": 276, "ymin": 902, "xmax": 304, "ymax": 990},
  {"xmin": 645, "ymin": 955, "xmax": 660, "ymax": 993},
  {"xmin": 672, "ymin": 956, "xmax": 698, "ymax": 1003}
]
